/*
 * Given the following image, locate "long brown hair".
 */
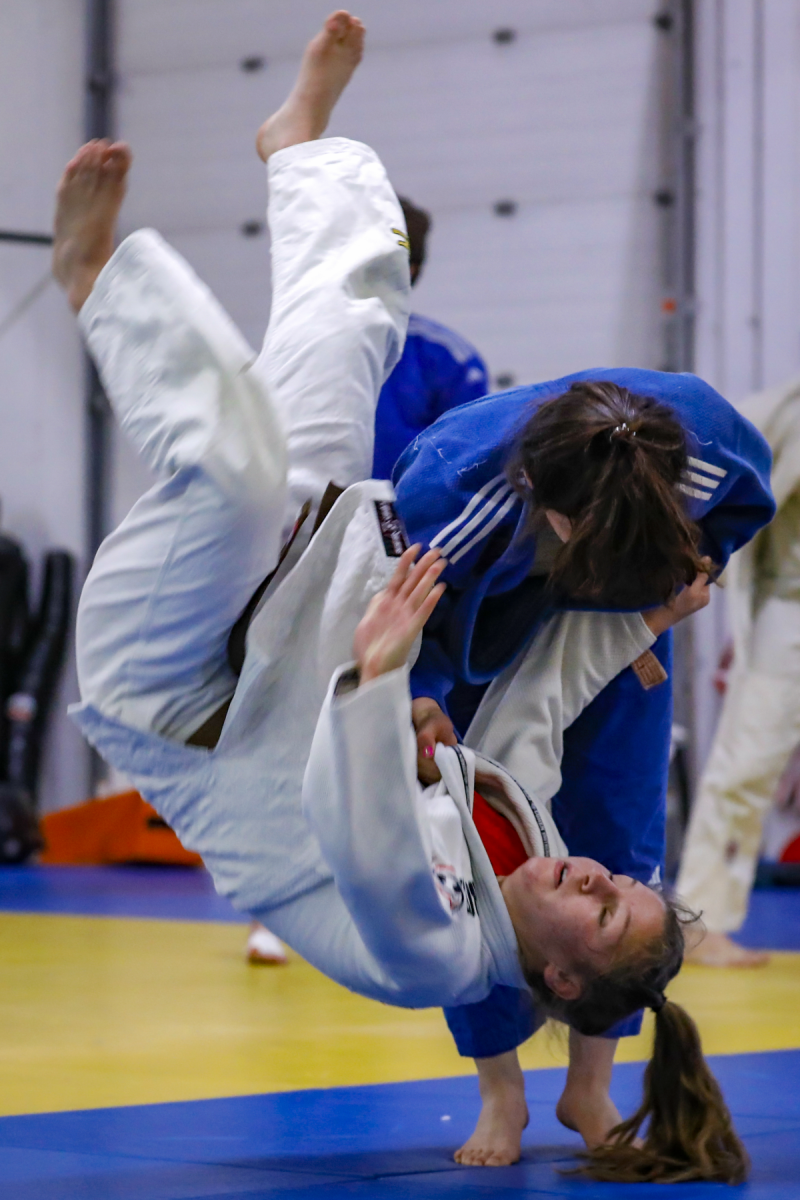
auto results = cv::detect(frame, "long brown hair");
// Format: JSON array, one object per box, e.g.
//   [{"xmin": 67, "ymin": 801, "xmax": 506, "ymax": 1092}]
[
  {"xmin": 508, "ymin": 380, "xmax": 708, "ymax": 606},
  {"xmin": 523, "ymin": 894, "xmax": 749, "ymax": 1184}
]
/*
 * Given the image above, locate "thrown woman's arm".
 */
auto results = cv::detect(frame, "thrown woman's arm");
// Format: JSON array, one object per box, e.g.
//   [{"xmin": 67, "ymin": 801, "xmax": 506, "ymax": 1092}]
[{"xmin": 302, "ymin": 549, "xmax": 487, "ymax": 1007}]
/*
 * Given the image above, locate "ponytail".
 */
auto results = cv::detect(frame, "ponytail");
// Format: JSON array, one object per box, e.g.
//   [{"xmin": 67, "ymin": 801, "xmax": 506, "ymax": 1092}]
[
  {"xmin": 582, "ymin": 999, "xmax": 749, "ymax": 1184},
  {"xmin": 522, "ymin": 891, "xmax": 748, "ymax": 1184},
  {"xmin": 508, "ymin": 380, "xmax": 708, "ymax": 606}
]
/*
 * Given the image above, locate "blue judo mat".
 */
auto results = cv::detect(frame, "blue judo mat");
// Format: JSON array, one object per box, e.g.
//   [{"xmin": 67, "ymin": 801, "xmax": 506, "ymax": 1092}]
[{"xmin": 0, "ymin": 1052, "xmax": 798, "ymax": 1198}]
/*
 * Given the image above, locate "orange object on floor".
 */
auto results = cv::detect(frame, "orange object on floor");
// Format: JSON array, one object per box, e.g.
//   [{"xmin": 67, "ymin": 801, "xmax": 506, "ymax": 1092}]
[{"xmin": 39, "ymin": 791, "xmax": 202, "ymax": 867}]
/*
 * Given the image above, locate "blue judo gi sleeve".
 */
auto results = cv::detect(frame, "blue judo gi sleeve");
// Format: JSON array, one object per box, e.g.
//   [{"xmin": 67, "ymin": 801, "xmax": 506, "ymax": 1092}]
[
  {"xmin": 443, "ymin": 630, "xmax": 673, "ymax": 1056},
  {"xmin": 372, "ymin": 313, "xmax": 488, "ymax": 480}
]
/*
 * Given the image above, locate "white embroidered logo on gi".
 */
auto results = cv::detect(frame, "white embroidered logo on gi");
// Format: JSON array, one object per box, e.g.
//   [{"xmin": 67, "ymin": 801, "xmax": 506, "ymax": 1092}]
[
  {"xmin": 431, "ymin": 473, "xmax": 516, "ymax": 564},
  {"xmin": 678, "ymin": 456, "xmax": 727, "ymax": 502},
  {"xmin": 374, "ymin": 500, "xmax": 409, "ymax": 557},
  {"xmin": 433, "ymin": 863, "xmax": 477, "ymax": 915}
]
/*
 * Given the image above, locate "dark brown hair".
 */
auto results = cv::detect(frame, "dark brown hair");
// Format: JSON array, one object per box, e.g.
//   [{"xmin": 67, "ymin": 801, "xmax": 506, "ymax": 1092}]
[
  {"xmin": 398, "ymin": 196, "xmax": 431, "ymax": 274},
  {"xmin": 508, "ymin": 380, "xmax": 708, "ymax": 606},
  {"xmin": 523, "ymin": 894, "xmax": 749, "ymax": 1184}
]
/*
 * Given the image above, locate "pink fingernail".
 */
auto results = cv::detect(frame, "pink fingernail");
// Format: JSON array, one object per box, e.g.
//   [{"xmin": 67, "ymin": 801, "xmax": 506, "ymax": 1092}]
[{"xmin": 423, "ymin": 745, "xmax": 433, "ymax": 758}]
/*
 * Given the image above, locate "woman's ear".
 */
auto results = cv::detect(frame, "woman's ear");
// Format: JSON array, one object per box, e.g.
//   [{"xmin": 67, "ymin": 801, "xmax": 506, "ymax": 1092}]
[
  {"xmin": 544, "ymin": 509, "xmax": 573, "ymax": 543},
  {"xmin": 543, "ymin": 962, "xmax": 582, "ymax": 1001}
]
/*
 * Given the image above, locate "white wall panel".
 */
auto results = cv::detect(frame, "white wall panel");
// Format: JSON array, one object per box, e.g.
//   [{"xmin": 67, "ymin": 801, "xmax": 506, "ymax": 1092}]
[
  {"xmin": 118, "ymin": 1, "xmax": 659, "ymax": 75},
  {"xmin": 761, "ymin": 1, "xmax": 800, "ymax": 384},
  {"xmin": 113, "ymin": 1, "xmax": 666, "ymax": 527},
  {"xmin": 0, "ymin": 0, "xmax": 89, "ymax": 812},
  {"xmin": 117, "ymin": 21, "xmax": 661, "ymax": 231}
]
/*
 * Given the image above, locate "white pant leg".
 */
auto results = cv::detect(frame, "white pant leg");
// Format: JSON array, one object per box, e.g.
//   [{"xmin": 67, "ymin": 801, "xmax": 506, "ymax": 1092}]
[
  {"xmin": 676, "ymin": 596, "xmax": 800, "ymax": 932},
  {"xmin": 76, "ymin": 230, "xmax": 287, "ymax": 741},
  {"xmin": 256, "ymin": 137, "xmax": 409, "ymax": 542},
  {"xmin": 76, "ymin": 138, "xmax": 409, "ymax": 742}
]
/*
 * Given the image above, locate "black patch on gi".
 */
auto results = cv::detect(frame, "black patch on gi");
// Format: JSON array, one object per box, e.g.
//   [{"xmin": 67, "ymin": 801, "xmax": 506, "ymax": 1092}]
[{"xmin": 374, "ymin": 500, "xmax": 410, "ymax": 557}]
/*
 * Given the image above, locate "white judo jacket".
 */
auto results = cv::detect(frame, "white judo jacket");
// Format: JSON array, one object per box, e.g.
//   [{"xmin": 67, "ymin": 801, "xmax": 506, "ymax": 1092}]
[{"xmin": 75, "ymin": 483, "xmax": 655, "ymax": 1009}]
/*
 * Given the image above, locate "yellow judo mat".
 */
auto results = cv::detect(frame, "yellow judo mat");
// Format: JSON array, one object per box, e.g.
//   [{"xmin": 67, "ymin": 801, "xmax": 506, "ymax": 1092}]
[{"xmin": 2, "ymin": 909, "xmax": 799, "ymax": 1118}]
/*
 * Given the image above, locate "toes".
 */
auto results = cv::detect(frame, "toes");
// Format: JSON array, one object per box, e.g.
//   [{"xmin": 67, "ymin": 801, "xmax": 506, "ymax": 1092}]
[
  {"xmin": 104, "ymin": 142, "xmax": 132, "ymax": 179},
  {"xmin": 62, "ymin": 154, "xmax": 83, "ymax": 180},
  {"xmin": 59, "ymin": 144, "xmax": 97, "ymax": 190},
  {"xmin": 455, "ymin": 1147, "xmax": 486, "ymax": 1166},
  {"xmin": 455, "ymin": 1142, "xmax": 519, "ymax": 1168},
  {"xmin": 325, "ymin": 11, "xmax": 351, "ymax": 36},
  {"xmin": 76, "ymin": 141, "xmax": 106, "ymax": 178},
  {"xmin": 68, "ymin": 142, "xmax": 97, "ymax": 172}
]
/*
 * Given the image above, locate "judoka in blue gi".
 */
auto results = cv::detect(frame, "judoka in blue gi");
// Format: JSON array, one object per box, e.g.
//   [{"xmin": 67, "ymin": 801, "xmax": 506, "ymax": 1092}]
[
  {"xmin": 392, "ymin": 368, "xmax": 774, "ymax": 1163},
  {"xmin": 371, "ymin": 195, "xmax": 489, "ymax": 481}
]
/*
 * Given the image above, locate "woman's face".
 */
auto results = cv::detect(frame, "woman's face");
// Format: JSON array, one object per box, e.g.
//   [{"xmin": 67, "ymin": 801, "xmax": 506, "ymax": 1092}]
[{"xmin": 501, "ymin": 856, "xmax": 666, "ymax": 1000}]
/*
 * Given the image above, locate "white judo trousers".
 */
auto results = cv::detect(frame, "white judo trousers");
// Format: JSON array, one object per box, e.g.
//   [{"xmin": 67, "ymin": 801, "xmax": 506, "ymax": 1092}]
[
  {"xmin": 676, "ymin": 597, "xmax": 800, "ymax": 932},
  {"xmin": 76, "ymin": 137, "xmax": 408, "ymax": 744},
  {"xmin": 677, "ymin": 377, "xmax": 800, "ymax": 933}
]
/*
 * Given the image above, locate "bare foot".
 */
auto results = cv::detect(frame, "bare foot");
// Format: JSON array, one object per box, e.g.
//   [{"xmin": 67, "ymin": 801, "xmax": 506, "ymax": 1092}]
[
  {"xmin": 455, "ymin": 1053, "xmax": 528, "ymax": 1167},
  {"xmin": 53, "ymin": 139, "xmax": 131, "ymax": 312},
  {"xmin": 685, "ymin": 930, "xmax": 770, "ymax": 968},
  {"xmin": 255, "ymin": 11, "xmax": 365, "ymax": 162},
  {"xmin": 556, "ymin": 1084, "xmax": 623, "ymax": 1149},
  {"xmin": 245, "ymin": 920, "xmax": 288, "ymax": 965}
]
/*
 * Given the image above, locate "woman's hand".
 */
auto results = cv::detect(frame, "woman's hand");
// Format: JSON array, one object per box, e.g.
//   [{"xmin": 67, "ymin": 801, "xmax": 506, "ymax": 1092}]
[
  {"xmin": 412, "ymin": 696, "xmax": 458, "ymax": 784},
  {"xmin": 642, "ymin": 559, "xmax": 713, "ymax": 637},
  {"xmin": 353, "ymin": 545, "xmax": 446, "ymax": 685}
]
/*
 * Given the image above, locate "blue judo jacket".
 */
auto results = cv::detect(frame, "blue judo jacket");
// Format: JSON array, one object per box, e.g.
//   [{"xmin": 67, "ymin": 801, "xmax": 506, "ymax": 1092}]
[
  {"xmin": 372, "ymin": 312, "xmax": 489, "ymax": 480},
  {"xmin": 393, "ymin": 367, "xmax": 775, "ymax": 711}
]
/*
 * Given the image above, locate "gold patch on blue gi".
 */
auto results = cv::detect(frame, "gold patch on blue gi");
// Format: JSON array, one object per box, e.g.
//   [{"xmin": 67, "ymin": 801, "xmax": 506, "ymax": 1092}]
[{"xmin": 392, "ymin": 227, "xmax": 410, "ymax": 251}]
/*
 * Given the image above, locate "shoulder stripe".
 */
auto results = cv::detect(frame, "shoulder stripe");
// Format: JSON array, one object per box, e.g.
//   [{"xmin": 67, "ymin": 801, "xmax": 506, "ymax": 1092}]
[
  {"xmin": 678, "ymin": 482, "xmax": 713, "ymax": 501},
  {"xmin": 430, "ymin": 473, "xmax": 508, "ymax": 549},
  {"xmin": 687, "ymin": 456, "xmax": 727, "ymax": 478},
  {"xmin": 439, "ymin": 484, "xmax": 514, "ymax": 559},
  {"xmin": 449, "ymin": 490, "xmax": 518, "ymax": 564},
  {"xmin": 684, "ymin": 470, "xmax": 720, "ymax": 490}
]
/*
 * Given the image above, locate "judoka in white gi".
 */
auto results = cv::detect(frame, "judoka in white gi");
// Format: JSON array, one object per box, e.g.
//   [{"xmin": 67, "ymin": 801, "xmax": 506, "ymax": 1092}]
[
  {"xmin": 678, "ymin": 375, "xmax": 800, "ymax": 966},
  {"xmin": 51, "ymin": 13, "xmax": 745, "ymax": 1184}
]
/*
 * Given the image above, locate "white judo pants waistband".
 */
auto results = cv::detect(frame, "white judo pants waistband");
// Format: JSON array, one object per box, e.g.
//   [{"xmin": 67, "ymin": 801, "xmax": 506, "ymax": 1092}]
[
  {"xmin": 677, "ymin": 595, "xmax": 800, "ymax": 932},
  {"xmin": 75, "ymin": 137, "xmax": 409, "ymax": 743}
]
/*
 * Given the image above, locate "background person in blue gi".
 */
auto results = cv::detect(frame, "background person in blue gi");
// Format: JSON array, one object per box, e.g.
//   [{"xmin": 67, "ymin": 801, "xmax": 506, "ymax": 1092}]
[
  {"xmin": 371, "ymin": 195, "xmax": 489, "ymax": 480},
  {"xmin": 392, "ymin": 374, "xmax": 774, "ymax": 1164}
]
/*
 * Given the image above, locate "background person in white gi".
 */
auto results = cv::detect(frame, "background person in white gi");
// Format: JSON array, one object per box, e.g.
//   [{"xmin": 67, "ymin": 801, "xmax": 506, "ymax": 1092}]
[{"xmin": 678, "ymin": 376, "xmax": 800, "ymax": 966}]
